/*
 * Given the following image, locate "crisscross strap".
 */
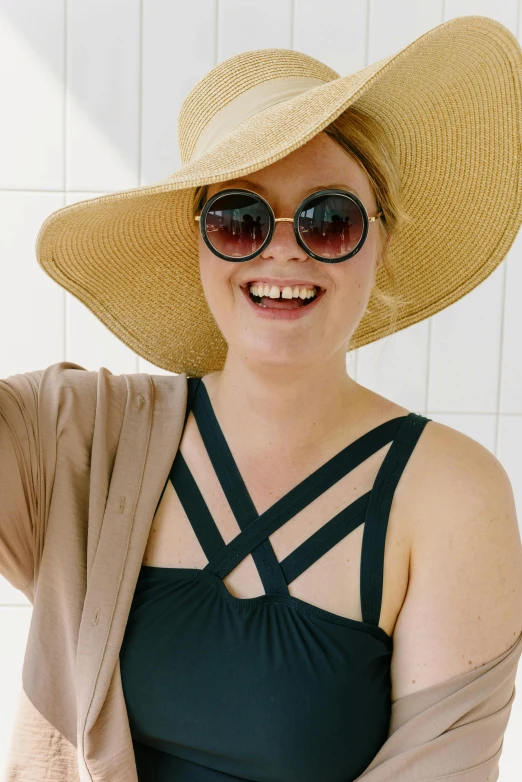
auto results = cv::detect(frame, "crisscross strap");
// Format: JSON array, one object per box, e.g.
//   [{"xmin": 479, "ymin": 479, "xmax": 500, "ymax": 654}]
[
  {"xmin": 152, "ymin": 376, "xmax": 202, "ymax": 519},
  {"xmin": 189, "ymin": 380, "xmax": 408, "ymax": 591},
  {"xmin": 170, "ymin": 448, "xmax": 377, "ymax": 586},
  {"xmin": 201, "ymin": 420, "xmax": 407, "ymax": 582},
  {"xmin": 161, "ymin": 376, "xmax": 432, "ymax": 627},
  {"xmin": 191, "ymin": 377, "xmax": 288, "ymax": 594},
  {"xmin": 278, "ymin": 491, "xmax": 371, "ymax": 584},
  {"xmin": 170, "ymin": 450, "xmax": 227, "ymax": 562},
  {"xmin": 360, "ymin": 412, "xmax": 432, "ymax": 627}
]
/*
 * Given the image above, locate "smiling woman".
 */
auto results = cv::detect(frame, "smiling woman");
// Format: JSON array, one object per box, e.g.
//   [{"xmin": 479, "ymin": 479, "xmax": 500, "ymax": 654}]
[{"xmin": 4, "ymin": 14, "xmax": 522, "ymax": 782}]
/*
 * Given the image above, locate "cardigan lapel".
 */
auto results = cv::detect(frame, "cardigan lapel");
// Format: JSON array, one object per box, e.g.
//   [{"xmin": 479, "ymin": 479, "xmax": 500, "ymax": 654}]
[{"xmin": 75, "ymin": 370, "xmax": 188, "ymax": 779}]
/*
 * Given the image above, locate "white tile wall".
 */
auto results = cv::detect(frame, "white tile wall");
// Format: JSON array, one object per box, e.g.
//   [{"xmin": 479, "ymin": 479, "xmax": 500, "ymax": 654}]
[
  {"xmin": 218, "ymin": 0, "xmax": 293, "ymax": 56},
  {"xmin": 66, "ymin": 0, "xmax": 142, "ymax": 192},
  {"xmin": 141, "ymin": 1, "xmax": 218, "ymax": 184},
  {"xmin": 0, "ymin": 1, "xmax": 65, "ymax": 191},
  {"xmin": 0, "ymin": 1, "xmax": 521, "ymax": 779},
  {"xmin": 0, "ymin": 193, "xmax": 66, "ymax": 373},
  {"xmin": 500, "ymin": 230, "xmax": 522, "ymax": 414},
  {"xmin": 427, "ymin": 265, "xmax": 505, "ymax": 413}
]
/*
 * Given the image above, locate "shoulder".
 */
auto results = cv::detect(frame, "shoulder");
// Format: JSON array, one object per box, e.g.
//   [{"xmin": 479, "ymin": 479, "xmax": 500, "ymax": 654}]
[
  {"xmin": 391, "ymin": 418, "xmax": 522, "ymax": 698},
  {"xmin": 401, "ymin": 417, "xmax": 518, "ymax": 533}
]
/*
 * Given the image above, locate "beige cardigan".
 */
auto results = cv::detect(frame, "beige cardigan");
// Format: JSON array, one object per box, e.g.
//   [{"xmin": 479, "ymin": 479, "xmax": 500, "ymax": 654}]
[{"xmin": 0, "ymin": 361, "xmax": 520, "ymax": 782}]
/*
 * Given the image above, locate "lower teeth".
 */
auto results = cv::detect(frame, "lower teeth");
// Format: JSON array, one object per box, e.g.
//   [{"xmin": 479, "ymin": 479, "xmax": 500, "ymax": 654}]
[{"xmin": 251, "ymin": 295, "xmax": 313, "ymax": 307}]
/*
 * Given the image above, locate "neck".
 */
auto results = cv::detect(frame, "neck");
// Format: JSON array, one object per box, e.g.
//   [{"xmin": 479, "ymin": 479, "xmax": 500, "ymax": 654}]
[{"xmin": 201, "ymin": 351, "xmax": 361, "ymax": 457}]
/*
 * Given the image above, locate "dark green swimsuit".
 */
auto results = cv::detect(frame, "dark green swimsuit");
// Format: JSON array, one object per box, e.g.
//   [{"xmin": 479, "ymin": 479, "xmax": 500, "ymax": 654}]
[{"xmin": 120, "ymin": 376, "xmax": 431, "ymax": 781}]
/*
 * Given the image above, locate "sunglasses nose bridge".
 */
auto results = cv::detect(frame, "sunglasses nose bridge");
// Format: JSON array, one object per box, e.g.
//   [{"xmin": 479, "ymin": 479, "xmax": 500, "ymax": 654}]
[{"xmin": 271, "ymin": 215, "xmax": 303, "ymax": 249}]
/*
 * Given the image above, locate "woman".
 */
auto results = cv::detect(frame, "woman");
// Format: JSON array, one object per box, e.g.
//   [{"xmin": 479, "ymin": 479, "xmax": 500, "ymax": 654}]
[{"xmin": 2, "ymin": 15, "xmax": 522, "ymax": 782}]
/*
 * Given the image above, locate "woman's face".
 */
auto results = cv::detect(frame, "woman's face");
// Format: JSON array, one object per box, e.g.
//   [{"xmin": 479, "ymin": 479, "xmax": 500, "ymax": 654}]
[{"xmin": 198, "ymin": 131, "xmax": 383, "ymax": 370}]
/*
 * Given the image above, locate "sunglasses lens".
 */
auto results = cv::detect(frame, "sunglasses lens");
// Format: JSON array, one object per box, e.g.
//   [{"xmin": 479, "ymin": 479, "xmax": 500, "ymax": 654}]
[
  {"xmin": 298, "ymin": 193, "xmax": 365, "ymax": 259},
  {"xmin": 203, "ymin": 192, "xmax": 270, "ymax": 259}
]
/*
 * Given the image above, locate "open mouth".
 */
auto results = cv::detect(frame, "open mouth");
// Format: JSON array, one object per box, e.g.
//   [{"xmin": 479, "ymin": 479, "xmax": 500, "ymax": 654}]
[{"xmin": 241, "ymin": 283, "xmax": 325, "ymax": 309}]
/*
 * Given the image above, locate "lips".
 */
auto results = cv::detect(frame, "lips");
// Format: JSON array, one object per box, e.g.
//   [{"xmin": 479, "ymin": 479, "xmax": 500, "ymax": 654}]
[{"xmin": 239, "ymin": 283, "xmax": 326, "ymax": 317}]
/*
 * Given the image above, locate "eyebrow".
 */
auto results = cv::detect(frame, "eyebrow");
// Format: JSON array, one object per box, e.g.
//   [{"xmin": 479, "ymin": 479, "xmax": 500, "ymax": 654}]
[{"xmin": 223, "ymin": 178, "xmax": 363, "ymax": 199}]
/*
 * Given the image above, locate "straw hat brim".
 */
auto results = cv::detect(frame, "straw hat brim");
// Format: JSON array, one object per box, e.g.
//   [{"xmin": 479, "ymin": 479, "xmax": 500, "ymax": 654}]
[{"xmin": 35, "ymin": 15, "xmax": 522, "ymax": 376}]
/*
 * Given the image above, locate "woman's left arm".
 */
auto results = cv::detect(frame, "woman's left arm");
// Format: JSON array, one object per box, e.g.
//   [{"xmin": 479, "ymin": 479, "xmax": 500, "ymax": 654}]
[{"xmin": 391, "ymin": 421, "xmax": 522, "ymax": 702}]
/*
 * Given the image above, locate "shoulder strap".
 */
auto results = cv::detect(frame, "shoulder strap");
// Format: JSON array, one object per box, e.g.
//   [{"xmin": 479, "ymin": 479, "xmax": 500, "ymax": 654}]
[
  {"xmin": 360, "ymin": 412, "xmax": 432, "ymax": 628},
  {"xmin": 152, "ymin": 376, "xmax": 202, "ymax": 518},
  {"xmin": 191, "ymin": 377, "xmax": 289, "ymax": 594},
  {"xmin": 185, "ymin": 376, "xmax": 202, "ymax": 423}
]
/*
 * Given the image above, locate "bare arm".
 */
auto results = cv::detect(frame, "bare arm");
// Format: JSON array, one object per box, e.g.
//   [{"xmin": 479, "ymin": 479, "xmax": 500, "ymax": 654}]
[{"xmin": 392, "ymin": 421, "xmax": 522, "ymax": 700}]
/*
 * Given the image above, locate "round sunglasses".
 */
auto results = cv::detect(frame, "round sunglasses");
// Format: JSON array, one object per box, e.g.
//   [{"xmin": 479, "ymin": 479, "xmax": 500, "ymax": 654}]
[{"xmin": 195, "ymin": 188, "xmax": 383, "ymax": 264}]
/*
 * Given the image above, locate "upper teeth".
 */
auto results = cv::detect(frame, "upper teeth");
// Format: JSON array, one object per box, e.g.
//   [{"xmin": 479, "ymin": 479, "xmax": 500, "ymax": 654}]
[{"xmin": 249, "ymin": 283, "xmax": 318, "ymax": 300}]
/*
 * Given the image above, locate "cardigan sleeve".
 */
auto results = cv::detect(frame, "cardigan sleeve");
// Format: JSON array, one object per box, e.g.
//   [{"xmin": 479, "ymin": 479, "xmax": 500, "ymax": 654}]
[
  {"xmin": 0, "ymin": 361, "xmax": 95, "ymax": 600},
  {"xmin": 0, "ymin": 368, "xmax": 46, "ymax": 596}
]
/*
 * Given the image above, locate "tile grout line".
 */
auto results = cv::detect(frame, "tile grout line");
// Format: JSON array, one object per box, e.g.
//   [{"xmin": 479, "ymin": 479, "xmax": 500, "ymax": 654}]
[
  {"xmin": 0, "ymin": 188, "xmax": 116, "ymax": 194},
  {"xmin": 215, "ymin": 0, "xmax": 219, "ymax": 66}
]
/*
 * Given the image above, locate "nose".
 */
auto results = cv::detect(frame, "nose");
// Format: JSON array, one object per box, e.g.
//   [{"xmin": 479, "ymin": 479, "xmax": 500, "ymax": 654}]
[{"xmin": 260, "ymin": 216, "xmax": 308, "ymax": 261}]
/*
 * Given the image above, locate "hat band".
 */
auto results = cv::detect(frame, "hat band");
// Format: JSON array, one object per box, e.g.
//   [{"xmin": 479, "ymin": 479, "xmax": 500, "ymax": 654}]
[{"xmin": 189, "ymin": 76, "xmax": 327, "ymax": 162}]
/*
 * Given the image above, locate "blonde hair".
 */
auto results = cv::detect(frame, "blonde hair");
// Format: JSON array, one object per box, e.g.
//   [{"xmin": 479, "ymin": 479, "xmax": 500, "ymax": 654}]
[{"xmin": 193, "ymin": 104, "xmax": 412, "ymax": 345}]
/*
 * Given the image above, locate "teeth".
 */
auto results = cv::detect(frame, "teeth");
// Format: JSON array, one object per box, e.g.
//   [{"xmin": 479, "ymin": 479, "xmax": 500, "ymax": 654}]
[{"xmin": 248, "ymin": 283, "xmax": 319, "ymax": 300}]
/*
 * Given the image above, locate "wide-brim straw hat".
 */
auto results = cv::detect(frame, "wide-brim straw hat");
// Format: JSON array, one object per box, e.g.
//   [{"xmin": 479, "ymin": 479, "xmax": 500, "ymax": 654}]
[{"xmin": 35, "ymin": 15, "xmax": 522, "ymax": 377}]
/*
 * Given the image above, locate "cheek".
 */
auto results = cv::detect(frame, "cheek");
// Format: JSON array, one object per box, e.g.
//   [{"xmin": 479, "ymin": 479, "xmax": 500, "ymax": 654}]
[
  {"xmin": 198, "ymin": 241, "xmax": 236, "ymax": 318},
  {"xmin": 330, "ymin": 252, "xmax": 376, "ymax": 315},
  {"xmin": 198, "ymin": 241, "xmax": 213, "ymax": 291}
]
